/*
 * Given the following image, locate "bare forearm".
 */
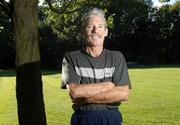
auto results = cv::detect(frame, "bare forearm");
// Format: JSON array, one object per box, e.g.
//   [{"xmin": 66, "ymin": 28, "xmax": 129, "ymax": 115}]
[
  {"xmin": 68, "ymin": 82, "xmax": 115, "ymax": 99},
  {"xmin": 73, "ymin": 85, "xmax": 129, "ymax": 104},
  {"xmin": 87, "ymin": 86, "xmax": 129, "ymax": 103}
]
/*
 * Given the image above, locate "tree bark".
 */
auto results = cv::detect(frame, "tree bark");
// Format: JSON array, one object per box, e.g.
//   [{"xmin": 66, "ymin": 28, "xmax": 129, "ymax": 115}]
[
  {"xmin": 16, "ymin": 62, "xmax": 47, "ymax": 125},
  {"xmin": 11, "ymin": 0, "xmax": 47, "ymax": 124}
]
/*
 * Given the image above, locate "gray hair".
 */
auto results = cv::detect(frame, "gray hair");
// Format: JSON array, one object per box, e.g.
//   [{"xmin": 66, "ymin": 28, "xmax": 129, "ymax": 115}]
[{"xmin": 81, "ymin": 8, "xmax": 107, "ymax": 31}]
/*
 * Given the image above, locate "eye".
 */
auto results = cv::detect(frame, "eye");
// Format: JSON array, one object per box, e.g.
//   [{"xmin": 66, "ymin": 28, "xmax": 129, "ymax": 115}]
[
  {"xmin": 99, "ymin": 25, "xmax": 104, "ymax": 28},
  {"xmin": 86, "ymin": 25, "xmax": 93, "ymax": 29}
]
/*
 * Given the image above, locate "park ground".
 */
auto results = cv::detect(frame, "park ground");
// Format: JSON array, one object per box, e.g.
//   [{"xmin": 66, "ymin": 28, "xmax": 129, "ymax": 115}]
[{"xmin": 0, "ymin": 66, "xmax": 180, "ymax": 125}]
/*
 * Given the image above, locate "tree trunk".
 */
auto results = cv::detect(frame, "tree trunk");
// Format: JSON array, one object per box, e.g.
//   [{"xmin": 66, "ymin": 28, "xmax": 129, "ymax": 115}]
[{"xmin": 11, "ymin": 0, "xmax": 47, "ymax": 124}]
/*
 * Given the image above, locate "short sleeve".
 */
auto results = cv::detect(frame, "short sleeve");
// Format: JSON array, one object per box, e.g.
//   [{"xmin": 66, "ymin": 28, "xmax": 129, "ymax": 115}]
[
  {"xmin": 112, "ymin": 53, "xmax": 131, "ymax": 89},
  {"xmin": 61, "ymin": 55, "xmax": 81, "ymax": 89}
]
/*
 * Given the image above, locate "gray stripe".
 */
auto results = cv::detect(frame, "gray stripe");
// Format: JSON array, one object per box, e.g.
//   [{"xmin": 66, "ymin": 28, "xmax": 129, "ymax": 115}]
[
  {"xmin": 62, "ymin": 58, "xmax": 69, "ymax": 84},
  {"xmin": 75, "ymin": 67, "xmax": 115, "ymax": 79}
]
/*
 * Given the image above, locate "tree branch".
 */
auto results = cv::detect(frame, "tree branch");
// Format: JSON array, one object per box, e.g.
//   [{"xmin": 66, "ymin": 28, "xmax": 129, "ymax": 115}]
[{"xmin": 45, "ymin": 0, "xmax": 87, "ymax": 14}]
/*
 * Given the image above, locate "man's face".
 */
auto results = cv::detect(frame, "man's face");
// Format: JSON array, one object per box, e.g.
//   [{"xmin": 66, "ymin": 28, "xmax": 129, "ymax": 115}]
[{"xmin": 82, "ymin": 15, "xmax": 108, "ymax": 47}]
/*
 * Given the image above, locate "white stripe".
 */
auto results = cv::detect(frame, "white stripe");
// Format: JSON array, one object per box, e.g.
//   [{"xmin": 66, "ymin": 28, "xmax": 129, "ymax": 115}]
[
  {"xmin": 75, "ymin": 67, "xmax": 115, "ymax": 79},
  {"xmin": 62, "ymin": 58, "xmax": 69, "ymax": 84}
]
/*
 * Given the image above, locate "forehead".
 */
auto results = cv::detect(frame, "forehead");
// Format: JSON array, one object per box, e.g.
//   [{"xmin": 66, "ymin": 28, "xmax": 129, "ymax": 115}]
[{"xmin": 85, "ymin": 15, "xmax": 106, "ymax": 25}]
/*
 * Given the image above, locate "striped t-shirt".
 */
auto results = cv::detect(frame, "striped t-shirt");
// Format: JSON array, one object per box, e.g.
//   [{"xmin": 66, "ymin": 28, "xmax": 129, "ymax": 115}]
[{"xmin": 61, "ymin": 49, "xmax": 131, "ymax": 110}]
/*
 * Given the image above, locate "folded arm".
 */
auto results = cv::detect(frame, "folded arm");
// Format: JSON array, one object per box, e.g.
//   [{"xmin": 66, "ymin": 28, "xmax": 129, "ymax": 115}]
[
  {"xmin": 67, "ymin": 82, "xmax": 115, "ymax": 99},
  {"xmin": 85, "ymin": 85, "xmax": 129, "ymax": 104},
  {"xmin": 67, "ymin": 82, "xmax": 129, "ymax": 105}
]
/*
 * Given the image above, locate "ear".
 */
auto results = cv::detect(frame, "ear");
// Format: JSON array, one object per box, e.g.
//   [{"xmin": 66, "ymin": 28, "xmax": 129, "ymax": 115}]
[{"xmin": 104, "ymin": 28, "xmax": 108, "ymax": 37}]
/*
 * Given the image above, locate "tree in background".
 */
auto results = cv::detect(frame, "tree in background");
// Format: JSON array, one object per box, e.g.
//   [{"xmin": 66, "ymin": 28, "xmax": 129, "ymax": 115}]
[
  {"xmin": 0, "ymin": 0, "xmax": 180, "ymax": 69},
  {"xmin": 38, "ymin": 0, "xmax": 180, "ymax": 65},
  {"xmin": 102, "ymin": 0, "xmax": 155, "ymax": 63},
  {"xmin": 0, "ymin": 10, "xmax": 15, "ymax": 68},
  {"xmin": 159, "ymin": 0, "xmax": 170, "ymax": 3},
  {"xmin": 0, "ymin": 0, "xmax": 47, "ymax": 124},
  {"xmin": 153, "ymin": 1, "xmax": 180, "ymax": 63},
  {"xmin": 39, "ymin": 0, "xmax": 112, "ymax": 68}
]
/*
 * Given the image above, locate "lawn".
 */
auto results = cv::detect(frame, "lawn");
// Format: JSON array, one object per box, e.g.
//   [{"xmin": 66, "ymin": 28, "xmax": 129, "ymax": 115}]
[{"xmin": 0, "ymin": 67, "xmax": 180, "ymax": 125}]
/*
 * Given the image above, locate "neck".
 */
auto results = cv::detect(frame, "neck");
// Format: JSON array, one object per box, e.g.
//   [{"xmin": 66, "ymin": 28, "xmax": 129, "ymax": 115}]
[{"xmin": 85, "ymin": 46, "xmax": 103, "ymax": 57}]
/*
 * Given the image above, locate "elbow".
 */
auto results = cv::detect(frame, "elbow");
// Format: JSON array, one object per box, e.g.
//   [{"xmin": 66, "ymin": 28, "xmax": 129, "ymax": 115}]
[
  {"xmin": 68, "ymin": 83, "xmax": 80, "ymax": 99},
  {"xmin": 120, "ymin": 86, "xmax": 130, "ymax": 101},
  {"xmin": 120, "ymin": 91, "xmax": 129, "ymax": 101},
  {"xmin": 122, "ymin": 93, "xmax": 129, "ymax": 101},
  {"xmin": 69, "ymin": 87, "xmax": 84, "ymax": 99},
  {"xmin": 69, "ymin": 87, "xmax": 80, "ymax": 99},
  {"xmin": 122, "ymin": 91, "xmax": 129, "ymax": 101},
  {"xmin": 69, "ymin": 90, "xmax": 79, "ymax": 99}
]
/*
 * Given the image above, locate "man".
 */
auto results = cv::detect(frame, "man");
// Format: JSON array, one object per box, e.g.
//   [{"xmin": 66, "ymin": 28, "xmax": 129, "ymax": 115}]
[{"xmin": 61, "ymin": 8, "xmax": 131, "ymax": 125}]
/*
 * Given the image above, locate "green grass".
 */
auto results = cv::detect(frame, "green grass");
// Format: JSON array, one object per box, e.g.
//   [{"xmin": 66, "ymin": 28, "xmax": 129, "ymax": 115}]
[
  {"xmin": 0, "ymin": 67, "xmax": 180, "ymax": 125},
  {"xmin": 122, "ymin": 68, "xmax": 180, "ymax": 125}
]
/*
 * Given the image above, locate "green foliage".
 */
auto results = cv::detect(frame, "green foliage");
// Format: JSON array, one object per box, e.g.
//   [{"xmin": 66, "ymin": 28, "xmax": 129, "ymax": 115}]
[
  {"xmin": 0, "ymin": 0, "xmax": 180, "ymax": 68},
  {"xmin": 159, "ymin": 0, "xmax": 170, "ymax": 3},
  {"xmin": 107, "ymin": 13, "xmax": 115, "ymax": 29},
  {"xmin": 38, "ymin": 0, "xmax": 180, "ymax": 66},
  {"xmin": 151, "ymin": 1, "xmax": 180, "ymax": 63}
]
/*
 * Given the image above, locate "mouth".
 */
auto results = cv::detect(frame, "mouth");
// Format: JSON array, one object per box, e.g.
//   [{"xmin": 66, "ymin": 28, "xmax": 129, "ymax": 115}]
[
  {"xmin": 92, "ymin": 36, "xmax": 98, "ymax": 39},
  {"xmin": 91, "ymin": 35, "xmax": 100, "ymax": 39}
]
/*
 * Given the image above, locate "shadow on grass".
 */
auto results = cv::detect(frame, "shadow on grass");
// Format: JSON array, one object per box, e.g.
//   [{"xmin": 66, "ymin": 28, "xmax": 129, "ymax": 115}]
[
  {"xmin": 0, "ymin": 69, "xmax": 60, "ymax": 77},
  {"xmin": 41, "ymin": 70, "xmax": 60, "ymax": 76},
  {"xmin": 128, "ymin": 64, "xmax": 180, "ymax": 69},
  {"xmin": 0, "ymin": 64, "xmax": 180, "ymax": 77},
  {"xmin": 0, "ymin": 70, "xmax": 16, "ymax": 77}
]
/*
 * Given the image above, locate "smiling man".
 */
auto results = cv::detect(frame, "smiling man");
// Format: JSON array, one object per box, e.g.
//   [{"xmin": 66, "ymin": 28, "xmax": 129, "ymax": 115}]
[{"xmin": 61, "ymin": 8, "xmax": 131, "ymax": 125}]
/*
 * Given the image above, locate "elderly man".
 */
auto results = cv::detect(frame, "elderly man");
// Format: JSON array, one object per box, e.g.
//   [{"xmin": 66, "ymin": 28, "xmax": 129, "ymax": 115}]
[{"xmin": 61, "ymin": 8, "xmax": 131, "ymax": 125}]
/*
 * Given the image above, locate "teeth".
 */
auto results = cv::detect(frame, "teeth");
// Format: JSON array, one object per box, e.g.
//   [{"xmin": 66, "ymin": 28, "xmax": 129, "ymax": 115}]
[{"xmin": 92, "ymin": 36, "xmax": 98, "ymax": 38}]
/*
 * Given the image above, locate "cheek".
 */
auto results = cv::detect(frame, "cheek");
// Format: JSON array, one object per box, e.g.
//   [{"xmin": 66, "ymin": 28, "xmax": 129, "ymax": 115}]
[{"xmin": 83, "ymin": 30, "xmax": 91, "ymax": 36}]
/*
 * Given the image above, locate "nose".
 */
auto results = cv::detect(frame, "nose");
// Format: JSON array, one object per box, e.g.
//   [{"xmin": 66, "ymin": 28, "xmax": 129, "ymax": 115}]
[{"xmin": 91, "ymin": 26, "xmax": 97, "ymax": 33}]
